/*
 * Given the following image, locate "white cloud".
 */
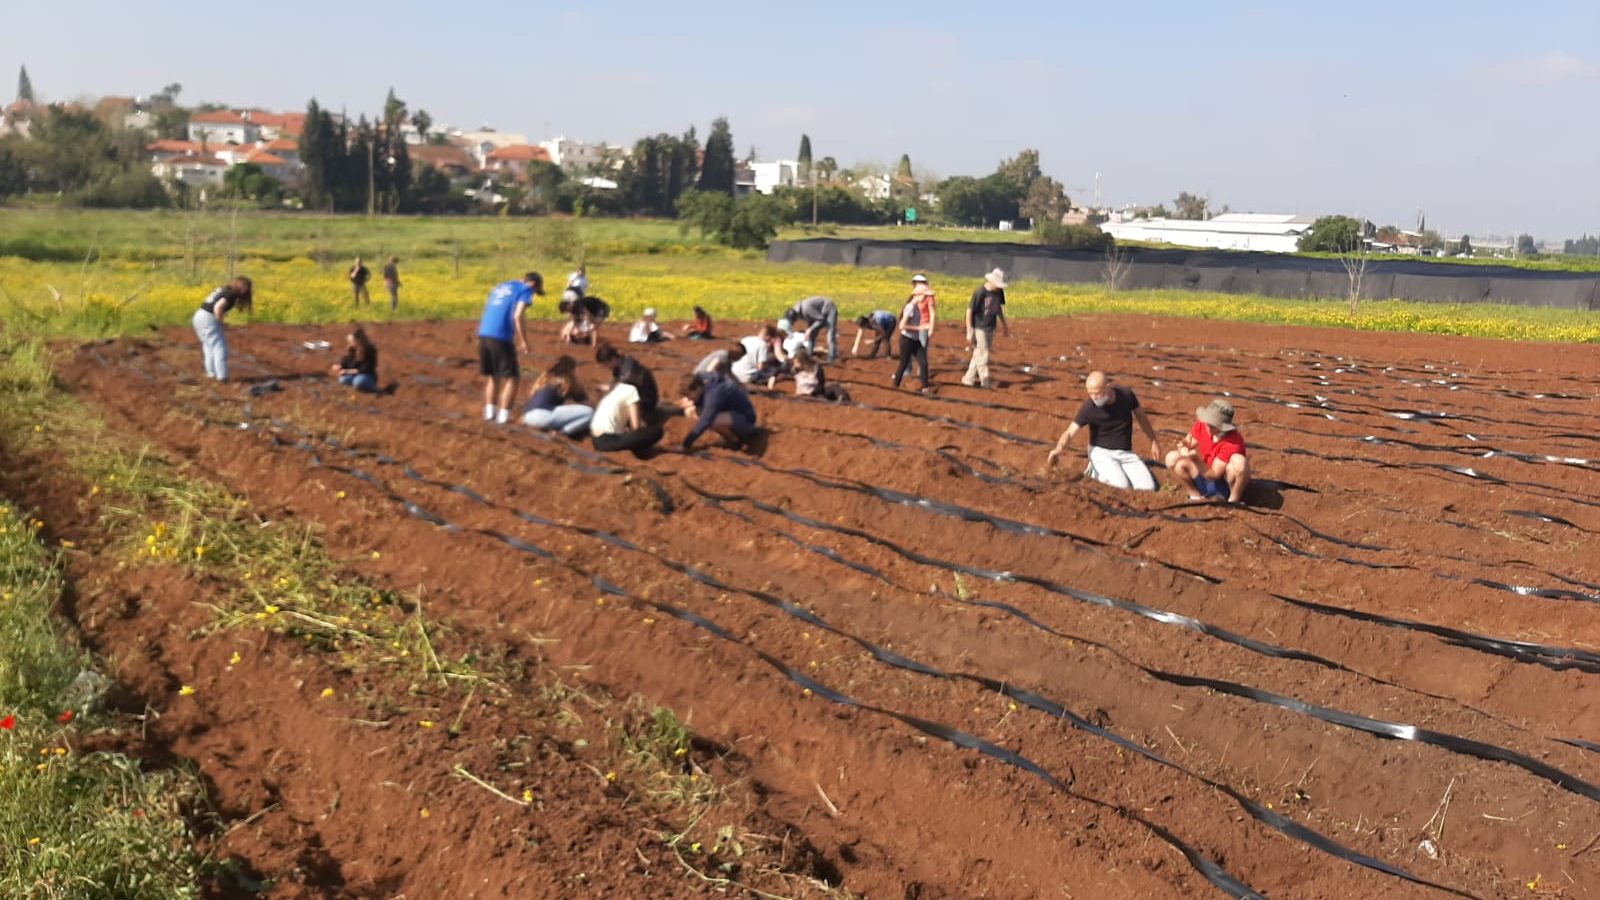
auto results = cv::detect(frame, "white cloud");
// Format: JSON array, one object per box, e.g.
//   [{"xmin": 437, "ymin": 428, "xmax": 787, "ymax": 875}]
[{"xmin": 1483, "ymin": 50, "xmax": 1599, "ymax": 87}]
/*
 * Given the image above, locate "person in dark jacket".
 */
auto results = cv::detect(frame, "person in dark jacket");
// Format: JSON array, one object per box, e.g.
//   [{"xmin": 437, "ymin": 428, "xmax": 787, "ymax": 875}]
[
  {"xmin": 349, "ymin": 257, "xmax": 372, "ymax": 307},
  {"xmin": 679, "ymin": 372, "xmax": 758, "ymax": 451},
  {"xmin": 329, "ymin": 327, "xmax": 379, "ymax": 392},
  {"xmin": 594, "ymin": 340, "xmax": 659, "ymax": 417}
]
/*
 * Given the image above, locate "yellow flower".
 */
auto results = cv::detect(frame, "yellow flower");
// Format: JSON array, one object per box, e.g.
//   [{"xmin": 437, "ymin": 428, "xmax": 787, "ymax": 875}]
[
  {"xmin": 522, "ymin": 789, "xmax": 533, "ymax": 802},
  {"xmin": 194, "ymin": 546, "xmax": 206, "ymax": 558},
  {"xmin": 604, "ymin": 771, "xmax": 617, "ymax": 782},
  {"xmin": 264, "ymin": 604, "xmax": 280, "ymax": 614},
  {"xmin": 420, "ymin": 807, "xmax": 430, "ymax": 819},
  {"xmin": 418, "ymin": 720, "xmax": 435, "ymax": 728},
  {"xmin": 178, "ymin": 685, "xmax": 195, "ymax": 696},
  {"xmin": 228, "ymin": 652, "xmax": 241, "ymax": 666},
  {"xmin": 335, "ymin": 491, "xmax": 346, "ymax": 499},
  {"xmin": 370, "ymin": 551, "xmax": 381, "ymax": 560},
  {"xmin": 27, "ymin": 837, "xmax": 40, "ymax": 846},
  {"xmin": 53, "ymin": 747, "xmax": 66, "ymax": 756},
  {"xmin": 320, "ymin": 688, "xmax": 335, "ymax": 698}
]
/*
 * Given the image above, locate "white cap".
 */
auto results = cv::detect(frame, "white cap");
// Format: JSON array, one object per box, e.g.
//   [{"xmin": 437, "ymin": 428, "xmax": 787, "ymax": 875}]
[
  {"xmin": 777, "ymin": 318, "xmax": 792, "ymax": 333},
  {"xmin": 643, "ymin": 307, "xmax": 657, "ymax": 318}
]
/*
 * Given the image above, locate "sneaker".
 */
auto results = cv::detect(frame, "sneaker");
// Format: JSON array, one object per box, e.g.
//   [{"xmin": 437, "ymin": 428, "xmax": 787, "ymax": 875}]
[
  {"xmin": 495, "ymin": 408, "xmax": 510, "ymax": 425},
  {"xmin": 483, "ymin": 404, "xmax": 496, "ymax": 421}
]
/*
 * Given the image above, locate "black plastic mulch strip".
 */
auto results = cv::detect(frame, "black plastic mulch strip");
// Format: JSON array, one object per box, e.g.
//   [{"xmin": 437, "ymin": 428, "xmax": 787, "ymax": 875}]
[
  {"xmin": 1149, "ymin": 671, "xmax": 1600, "ymax": 802},
  {"xmin": 1271, "ymin": 593, "xmax": 1600, "ymax": 674},
  {"xmin": 250, "ymin": 416, "xmax": 1484, "ymax": 897},
  {"xmin": 236, "ymin": 422, "xmax": 1277, "ymax": 898},
  {"xmin": 1506, "ymin": 509, "xmax": 1589, "ymax": 531}
]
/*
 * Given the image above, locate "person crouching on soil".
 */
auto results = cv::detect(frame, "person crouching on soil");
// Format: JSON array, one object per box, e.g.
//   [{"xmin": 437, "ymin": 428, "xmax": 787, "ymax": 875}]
[
  {"xmin": 590, "ymin": 380, "xmax": 663, "ymax": 457},
  {"xmin": 594, "ymin": 341, "xmax": 660, "ymax": 422},
  {"xmin": 1046, "ymin": 371, "xmax": 1160, "ymax": 490},
  {"xmin": 1167, "ymin": 398, "xmax": 1251, "ymax": 503},
  {"xmin": 330, "ymin": 327, "xmax": 379, "ymax": 393},
  {"xmin": 679, "ymin": 372, "xmax": 759, "ymax": 452},
  {"xmin": 559, "ymin": 300, "xmax": 598, "ymax": 346},
  {"xmin": 629, "ymin": 307, "xmax": 673, "ymax": 343},
  {"xmin": 693, "ymin": 342, "xmax": 745, "ymax": 383},
  {"xmin": 522, "ymin": 355, "xmax": 594, "ymax": 436},
  {"xmin": 681, "ymin": 306, "xmax": 714, "ymax": 340},
  {"xmin": 790, "ymin": 348, "xmax": 850, "ymax": 402}
]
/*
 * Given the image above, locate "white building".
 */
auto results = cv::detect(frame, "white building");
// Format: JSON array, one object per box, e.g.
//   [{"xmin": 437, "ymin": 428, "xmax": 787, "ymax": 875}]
[
  {"xmin": 539, "ymin": 136, "xmax": 616, "ymax": 172},
  {"xmin": 749, "ymin": 160, "xmax": 798, "ymax": 195},
  {"xmin": 454, "ymin": 130, "xmax": 530, "ymax": 167},
  {"xmin": 152, "ymin": 154, "xmax": 228, "ymax": 188},
  {"xmin": 1101, "ymin": 213, "xmax": 1316, "ymax": 253},
  {"xmin": 187, "ymin": 110, "xmax": 262, "ymax": 145}
]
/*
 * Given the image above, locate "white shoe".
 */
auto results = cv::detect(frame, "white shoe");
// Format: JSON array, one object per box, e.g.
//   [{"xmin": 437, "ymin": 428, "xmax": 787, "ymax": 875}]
[
  {"xmin": 496, "ymin": 408, "xmax": 510, "ymax": 425},
  {"xmin": 483, "ymin": 404, "xmax": 496, "ymax": 421}
]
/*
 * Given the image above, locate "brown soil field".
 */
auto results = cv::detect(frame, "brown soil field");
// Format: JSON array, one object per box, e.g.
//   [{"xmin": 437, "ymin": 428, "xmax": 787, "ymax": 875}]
[{"xmin": 21, "ymin": 314, "xmax": 1600, "ymax": 898}]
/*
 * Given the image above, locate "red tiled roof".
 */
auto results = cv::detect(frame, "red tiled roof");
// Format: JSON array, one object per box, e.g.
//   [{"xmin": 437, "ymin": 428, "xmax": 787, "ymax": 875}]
[
  {"xmin": 263, "ymin": 138, "xmax": 299, "ymax": 152},
  {"xmin": 190, "ymin": 109, "xmax": 250, "ymax": 125},
  {"xmin": 411, "ymin": 144, "xmax": 476, "ymax": 169},
  {"xmin": 148, "ymin": 139, "xmax": 204, "ymax": 154},
  {"xmin": 243, "ymin": 150, "xmax": 287, "ymax": 166},
  {"xmin": 486, "ymin": 144, "xmax": 550, "ymax": 162}
]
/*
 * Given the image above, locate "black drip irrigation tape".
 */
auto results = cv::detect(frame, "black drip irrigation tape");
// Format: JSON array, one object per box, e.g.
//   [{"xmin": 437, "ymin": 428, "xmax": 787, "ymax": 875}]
[
  {"xmin": 683, "ymin": 480, "xmax": 1600, "ymax": 755},
  {"xmin": 224, "ymin": 410, "xmax": 1482, "ymax": 898},
  {"xmin": 213, "ymin": 415, "xmax": 1284, "ymax": 897}
]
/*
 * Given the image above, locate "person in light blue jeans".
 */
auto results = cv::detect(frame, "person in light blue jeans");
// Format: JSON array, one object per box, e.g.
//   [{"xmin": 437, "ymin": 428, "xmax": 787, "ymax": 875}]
[
  {"xmin": 521, "ymin": 355, "xmax": 594, "ymax": 436},
  {"xmin": 330, "ymin": 327, "xmax": 380, "ymax": 393},
  {"xmin": 191, "ymin": 276, "xmax": 254, "ymax": 381}
]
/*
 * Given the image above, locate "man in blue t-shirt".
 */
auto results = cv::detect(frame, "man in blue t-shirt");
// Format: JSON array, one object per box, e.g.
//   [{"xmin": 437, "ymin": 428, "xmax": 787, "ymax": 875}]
[{"xmin": 477, "ymin": 272, "xmax": 543, "ymax": 424}]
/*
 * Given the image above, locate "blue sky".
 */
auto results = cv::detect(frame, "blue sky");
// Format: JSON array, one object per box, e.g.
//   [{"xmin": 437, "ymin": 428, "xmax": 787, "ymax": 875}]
[{"xmin": 6, "ymin": 0, "xmax": 1599, "ymax": 238}]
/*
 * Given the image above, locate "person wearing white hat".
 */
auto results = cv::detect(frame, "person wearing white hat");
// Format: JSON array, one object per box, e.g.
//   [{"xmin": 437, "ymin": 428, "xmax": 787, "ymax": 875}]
[
  {"xmin": 962, "ymin": 268, "xmax": 1012, "ymax": 388},
  {"xmin": 1166, "ymin": 398, "xmax": 1251, "ymax": 503},
  {"xmin": 628, "ymin": 307, "xmax": 672, "ymax": 343}
]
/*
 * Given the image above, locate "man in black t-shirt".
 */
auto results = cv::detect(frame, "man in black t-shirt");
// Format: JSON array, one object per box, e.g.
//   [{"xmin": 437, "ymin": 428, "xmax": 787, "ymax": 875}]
[
  {"xmin": 1047, "ymin": 371, "xmax": 1162, "ymax": 491},
  {"xmin": 349, "ymin": 257, "xmax": 372, "ymax": 307},
  {"xmin": 962, "ymin": 268, "xmax": 1012, "ymax": 388}
]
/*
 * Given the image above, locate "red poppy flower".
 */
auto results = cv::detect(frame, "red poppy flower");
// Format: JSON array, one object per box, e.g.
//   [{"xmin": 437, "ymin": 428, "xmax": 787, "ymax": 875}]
[
  {"xmin": 0, "ymin": 715, "xmax": 14, "ymax": 731},
  {"xmin": 57, "ymin": 710, "xmax": 73, "ymax": 725}
]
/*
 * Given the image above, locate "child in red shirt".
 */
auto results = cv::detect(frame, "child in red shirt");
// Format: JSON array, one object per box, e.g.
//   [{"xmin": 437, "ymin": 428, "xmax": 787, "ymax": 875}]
[{"xmin": 1165, "ymin": 398, "xmax": 1252, "ymax": 503}]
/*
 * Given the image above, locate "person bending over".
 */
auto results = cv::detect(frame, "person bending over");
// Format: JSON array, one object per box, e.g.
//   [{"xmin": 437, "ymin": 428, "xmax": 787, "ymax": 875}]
[
  {"xmin": 780, "ymin": 295, "xmax": 840, "ymax": 362},
  {"xmin": 1047, "ymin": 371, "xmax": 1160, "ymax": 491},
  {"xmin": 694, "ymin": 342, "xmax": 745, "ymax": 382},
  {"xmin": 522, "ymin": 355, "xmax": 594, "ymax": 436},
  {"xmin": 730, "ymin": 326, "xmax": 783, "ymax": 385},
  {"xmin": 1166, "ymin": 398, "xmax": 1251, "ymax": 504},
  {"xmin": 591, "ymin": 381, "xmax": 663, "ymax": 457},
  {"xmin": 192, "ymin": 276, "xmax": 254, "ymax": 382},
  {"xmin": 852, "ymin": 309, "xmax": 898, "ymax": 358},
  {"xmin": 679, "ymin": 372, "xmax": 758, "ymax": 452},
  {"xmin": 330, "ymin": 327, "xmax": 379, "ymax": 393},
  {"xmin": 595, "ymin": 341, "xmax": 660, "ymax": 420}
]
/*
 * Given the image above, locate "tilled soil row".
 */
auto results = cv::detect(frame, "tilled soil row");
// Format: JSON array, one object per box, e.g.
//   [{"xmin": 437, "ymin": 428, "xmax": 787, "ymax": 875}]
[{"xmin": 57, "ymin": 316, "xmax": 1600, "ymax": 898}]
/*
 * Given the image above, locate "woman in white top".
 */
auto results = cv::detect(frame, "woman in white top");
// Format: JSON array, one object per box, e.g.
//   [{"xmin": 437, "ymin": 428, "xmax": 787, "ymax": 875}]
[
  {"xmin": 590, "ymin": 382, "xmax": 664, "ymax": 457},
  {"xmin": 628, "ymin": 308, "xmax": 673, "ymax": 343}
]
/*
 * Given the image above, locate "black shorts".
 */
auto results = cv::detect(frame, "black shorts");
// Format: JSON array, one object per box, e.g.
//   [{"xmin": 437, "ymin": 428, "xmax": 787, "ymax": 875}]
[{"xmin": 478, "ymin": 337, "xmax": 518, "ymax": 379}]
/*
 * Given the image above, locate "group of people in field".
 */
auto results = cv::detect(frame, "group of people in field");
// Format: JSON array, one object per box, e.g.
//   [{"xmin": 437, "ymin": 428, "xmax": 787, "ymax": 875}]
[{"xmin": 189, "ymin": 263, "xmax": 1251, "ymax": 502}]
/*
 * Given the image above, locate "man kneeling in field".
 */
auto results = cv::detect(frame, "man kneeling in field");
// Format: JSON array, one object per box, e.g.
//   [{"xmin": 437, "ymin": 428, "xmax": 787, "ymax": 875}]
[
  {"xmin": 1167, "ymin": 398, "xmax": 1251, "ymax": 504},
  {"xmin": 1047, "ymin": 371, "xmax": 1161, "ymax": 490}
]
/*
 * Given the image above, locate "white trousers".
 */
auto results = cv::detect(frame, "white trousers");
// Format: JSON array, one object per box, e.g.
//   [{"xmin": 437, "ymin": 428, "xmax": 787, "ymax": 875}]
[{"xmin": 1087, "ymin": 446, "xmax": 1156, "ymax": 491}]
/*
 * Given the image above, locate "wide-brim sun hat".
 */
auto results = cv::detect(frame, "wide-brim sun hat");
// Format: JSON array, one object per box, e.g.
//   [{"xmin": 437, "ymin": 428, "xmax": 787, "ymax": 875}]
[
  {"xmin": 1196, "ymin": 398, "xmax": 1237, "ymax": 432},
  {"xmin": 643, "ymin": 307, "xmax": 657, "ymax": 318},
  {"xmin": 911, "ymin": 273, "xmax": 929, "ymax": 283},
  {"xmin": 985, "ymin": 268, "xmax": 1007, "ymax": 289}
]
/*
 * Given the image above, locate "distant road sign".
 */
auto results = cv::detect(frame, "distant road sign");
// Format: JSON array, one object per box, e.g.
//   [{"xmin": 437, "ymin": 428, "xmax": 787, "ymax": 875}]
[{"xmin": 905, "ymin": 207, "xmax": 918, "ymax": 223}]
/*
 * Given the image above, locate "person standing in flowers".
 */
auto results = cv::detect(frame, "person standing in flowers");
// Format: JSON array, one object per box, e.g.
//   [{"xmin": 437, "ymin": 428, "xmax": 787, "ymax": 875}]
[
  {"xmin": 349, "ymin": 257, "xmax": 373, "ymax": 307},
  {"xmin": 477, "ymin": 272, "xmax": 542, "ymax": 424},
  {"xmin": 382, "ymin": 256, "xmax": 401, "ymax": 311},
  {"xmin": 191, "ymin": 276, "xmax": 253, "ymax": 383}
]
